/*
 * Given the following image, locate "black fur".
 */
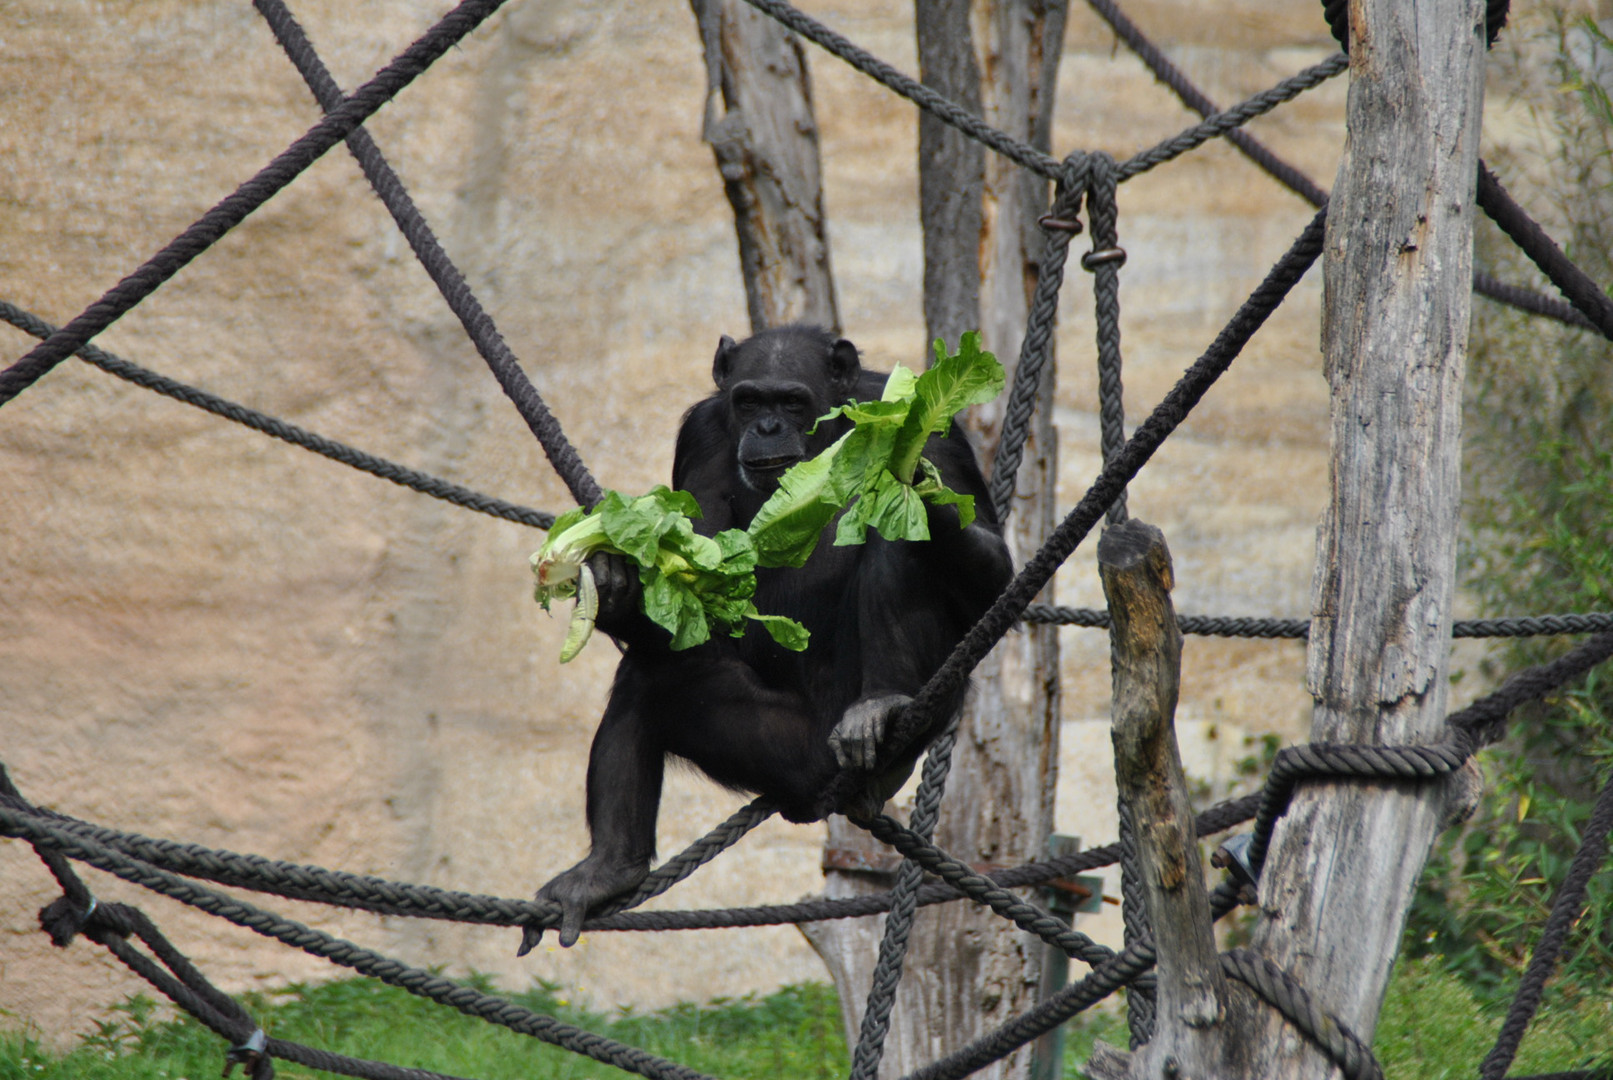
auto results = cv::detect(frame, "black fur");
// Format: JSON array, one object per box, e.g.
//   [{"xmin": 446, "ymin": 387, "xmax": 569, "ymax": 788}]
[{"xmin": 525, "ymin": 325, "xmax": 1012, "ymax": 950}]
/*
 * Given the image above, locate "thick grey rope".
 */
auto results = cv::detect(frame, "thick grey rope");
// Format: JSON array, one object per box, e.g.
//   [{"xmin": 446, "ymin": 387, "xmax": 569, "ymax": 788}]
[
  {"xmin": 1083, "ymin": 0, "xmax": 1588, "ymax": 331},
  {"xmin": 861, "ymin": 814, "xmax": 1118, "ymax": 967},
  {"xmin": 0, "ymin": 781, "xmax": 1260, "ymax": 933},
  {"xmin": 1113, "ymin": 55, "xmax": 1349, "ymax": 182},
  {"xmin": 0, "ymin": 0, "xmax": 509, "ymax": 409},
  {"xmin": 0, "ymin": 805, "xmax": 712, "ymax": 1080},
  {"xmin": 1478, "ymin": 769, "xmax": 1613, "ymax": 1080},
  {"xmin": 1087, "ymin": 152, "xmax": 1129, "ymax": 526},
  {"xmin": 0, "ymin": 299, "xmax": 553, "ymax": 530},
  {"xmin": 1220, "ymin": 949, "xmax": 1383, "ymax": 1080},
  {"xmin": 988, "ymin": 154, "xmax": 1091, "ymax": 521},
  {"xmin": 1022, "ymin": 607, "xmax": 1613, "ymax": 639},
  {"xmin": 253, "ymin": 0, "xmax": 601, "ymax": 508},
  {"xmin": 1116, "ymin": 802, "xmax": 1155, "ymax": 1047},
  {"xmin": 0, "ymin": 787, "xmax": 766, "ymax": 937},
  {"xmin": 741, "ymin": 0, "xmax": 1343, "ymax": 187},
  {"xmin": 847, "ymin": 716, "xmax": 965, "ymax": 1080}
]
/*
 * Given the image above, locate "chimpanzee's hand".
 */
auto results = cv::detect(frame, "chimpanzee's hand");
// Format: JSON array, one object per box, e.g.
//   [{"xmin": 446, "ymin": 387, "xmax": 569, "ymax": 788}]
[
  {"xmin": 830, "ymin": 694, "xmax": 919, "ymax": 821},
  {"xmin": 519, "ymin": 852, "xmax": 649, "ymax": 954},
  {"xmin": 587, "ymin": 551, "xmax": 643, "ymax": 641}
]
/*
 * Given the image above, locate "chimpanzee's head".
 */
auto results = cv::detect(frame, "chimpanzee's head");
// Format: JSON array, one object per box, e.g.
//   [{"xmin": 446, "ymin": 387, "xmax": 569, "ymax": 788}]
[{"xmin": 712, "ymin": 325, "xmax": 861, "ymax": 492}]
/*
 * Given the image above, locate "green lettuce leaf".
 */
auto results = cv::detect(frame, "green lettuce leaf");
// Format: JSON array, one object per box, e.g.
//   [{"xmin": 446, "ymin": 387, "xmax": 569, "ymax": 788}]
[{"xmin": 748, "ymin": 333, "xmax": 1002, "ymax": 558}]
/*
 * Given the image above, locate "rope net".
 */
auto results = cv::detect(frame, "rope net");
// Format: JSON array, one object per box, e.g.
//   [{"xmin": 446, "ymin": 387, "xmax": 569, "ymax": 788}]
[{"xmin": 3, "ymin": 1, "xmax": 1611, "ymax": 1079}]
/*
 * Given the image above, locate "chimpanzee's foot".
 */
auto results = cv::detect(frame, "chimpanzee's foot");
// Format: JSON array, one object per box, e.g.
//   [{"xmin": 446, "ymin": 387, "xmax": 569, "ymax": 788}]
[
  {"xmin": 830, "ymin": 694, "xmax": 918, "ymax": 821},
  {"xmin": 520, "ymin": 853, "xmax": 649, "ymax": 953}
]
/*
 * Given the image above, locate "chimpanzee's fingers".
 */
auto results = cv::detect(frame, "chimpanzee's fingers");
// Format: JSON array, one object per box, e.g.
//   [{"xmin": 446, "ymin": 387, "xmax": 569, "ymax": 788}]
[
  {"xmin": 517, "ymin": 923, "xmax": 545, "ymax": 957},
  {"xmin": 856, "ymin": 722, "xmax": 876, "ymax": 771},
  {"xmin": 559, "ymin": 901, "xmax": 586, "ymax": 948}
]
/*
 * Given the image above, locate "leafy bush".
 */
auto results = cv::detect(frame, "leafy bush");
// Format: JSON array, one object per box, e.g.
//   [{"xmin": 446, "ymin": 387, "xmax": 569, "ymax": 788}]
[{"xmin": 1406, "ymin": 1, "xmax": 1613, "ymax": 1000}]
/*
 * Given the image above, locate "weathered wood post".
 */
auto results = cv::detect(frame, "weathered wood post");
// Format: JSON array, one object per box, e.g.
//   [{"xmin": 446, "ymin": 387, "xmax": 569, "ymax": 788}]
[
  {"xmin": 804, "ymin": 3, "xmax": 1066, "ymax": 1075},
  {"xmin": 1227, "ymin": 0, "xmax": 1487, "ymax": 1076},
  {"xmin": 1088, "ymin": 520, "xmax": 1254, "ymax": 1080},
  {"xmin": 690, "ymin": 0, "xmax": 839, "ymax": 332}
]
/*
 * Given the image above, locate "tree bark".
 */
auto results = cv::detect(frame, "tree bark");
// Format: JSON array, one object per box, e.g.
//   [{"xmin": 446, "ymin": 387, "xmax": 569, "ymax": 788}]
[
  {"xmin": 866, "ymin": 3, "xmax": 1067, "ymax": 1077},
  {"xmin": 804, "ymin": 4, "xmax": 1065, "ymax": 1076},
  {"xmin": 1097, "ymin": 521, "xmax": 1252, "ymax": 1080},
  {"xmin": 692, "ymin": 0, "xmax": 839, "ymax": 333},
  {"xmin": 1229, "ymin": 1, "xmax": 1486, "ymax": 1076}
]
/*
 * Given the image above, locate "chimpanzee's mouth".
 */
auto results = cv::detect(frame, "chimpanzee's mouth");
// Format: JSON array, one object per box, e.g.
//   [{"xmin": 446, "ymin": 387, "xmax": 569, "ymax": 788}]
[{"xmin": 739, "ymin": 456, "xmax": 799, "ymax": 491}]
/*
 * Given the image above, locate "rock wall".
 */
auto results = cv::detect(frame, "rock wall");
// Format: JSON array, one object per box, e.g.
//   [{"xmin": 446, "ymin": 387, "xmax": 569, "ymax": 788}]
[{"xmin": 0, "ymin": 0, "xmax": 1362, "ymax": 1044}]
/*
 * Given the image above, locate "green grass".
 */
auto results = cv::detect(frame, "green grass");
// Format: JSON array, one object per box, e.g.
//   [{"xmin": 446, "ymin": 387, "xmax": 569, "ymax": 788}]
[
  {"xmin": 1374, "ymin": 956, "xmax": 1612, "ymax": 1080},
  {"xmin": 3, "ymin": 960, "xmax": 1607, "ymax": 1080},
  {"xmin": 0, "ymin": 978, "xmax": 846, "ymax": 1080}
]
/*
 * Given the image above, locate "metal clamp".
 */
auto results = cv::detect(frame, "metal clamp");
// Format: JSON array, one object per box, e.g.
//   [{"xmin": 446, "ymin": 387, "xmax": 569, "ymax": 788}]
[
  {"xmin": 1038, "ymin": 214, "xmax": 1084, "ymax": 235},
  {"xmin": 1080, "ymin": 246, "xmax": 1127, "ymax": 271},
  {"xmin": 223, "ymin": 1029, "xmax": 267, "ymax": 1078}
]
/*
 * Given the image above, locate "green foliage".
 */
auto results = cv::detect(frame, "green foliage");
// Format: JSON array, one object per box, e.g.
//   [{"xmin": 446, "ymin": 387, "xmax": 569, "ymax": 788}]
[
  {"xmin": 1059, "ymin": 960, "xmax": 1610, "ymax": 1079},
  {"xmin": 1404, "ymin": 1, "xmax": 1613, "ymax": 1001},
  {"xmin": 1373, "ymin": 956, "xmax": 1613, "ymax": 1080},
  {"xmin": 531, "ymin": 486, "xmax": 808, "ymax": 658},
  {"xmin": 530, "ymin": 335, "xmax": 1004, "ymax": 657},
  {"xmin": 0, "ymin": 980, "xmax": 848, "ymax": 1080},
  {"xmin": 747, "ymin": 333, "xmax": 1003, "ymax": 567}
]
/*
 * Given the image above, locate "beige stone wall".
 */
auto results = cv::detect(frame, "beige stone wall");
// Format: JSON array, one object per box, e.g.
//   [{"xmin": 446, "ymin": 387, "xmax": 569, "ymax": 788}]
[{"xmin": 0, "ymin": 0, "xmax": 1379, "ymax": 1045}]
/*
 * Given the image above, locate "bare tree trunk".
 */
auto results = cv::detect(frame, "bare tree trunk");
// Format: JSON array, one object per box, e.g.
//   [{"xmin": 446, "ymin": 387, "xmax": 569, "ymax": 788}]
[
  {"xmin": 818, "ymin": 4, "xmax": 1066, "ymax": 1077},
  {"xmin": 1227, "ymin": 1, "xmax": 1486, "ymax": 1076},
  {"xmin": 804, "ymin": 4, "xmax": 1065, "ymax": 1075},
  {"xmin": 692, "ymin": 0, "xmax": 838, "ymax": 333}
]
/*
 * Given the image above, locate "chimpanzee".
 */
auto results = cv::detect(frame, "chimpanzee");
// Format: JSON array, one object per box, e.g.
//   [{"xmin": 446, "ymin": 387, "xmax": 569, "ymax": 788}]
[{"xmin": 524, "ymin": 324, "xmax": 1013, "ymax": 950}]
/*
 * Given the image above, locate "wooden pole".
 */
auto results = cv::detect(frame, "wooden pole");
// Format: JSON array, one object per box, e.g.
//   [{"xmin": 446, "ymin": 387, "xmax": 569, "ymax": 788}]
[
  {"xmin": 1228, "ymin": 1, "xmax": 1487, "ymax": 1076},
  {"xmin": 1089, "ymin": 521, "xmax": 1253, "ymax": 1080},
  {"xmin": 691, "ymin": 0, "xmax": 839, "ymax": 333},
  {"xmin": 803, "ymin": 4, "xmax": 1066, "ymax": 1075}
]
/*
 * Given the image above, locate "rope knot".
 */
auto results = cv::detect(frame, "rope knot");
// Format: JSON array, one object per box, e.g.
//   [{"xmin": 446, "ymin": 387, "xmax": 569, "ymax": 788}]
[{"xmin": 38, "ymin": 892, "xmax": 98, "ymax": 948}]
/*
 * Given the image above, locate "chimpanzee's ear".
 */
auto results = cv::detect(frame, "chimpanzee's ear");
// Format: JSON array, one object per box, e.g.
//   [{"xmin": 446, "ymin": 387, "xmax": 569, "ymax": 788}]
[
  {"xmin": 712, "ymin": 335, "xmax": 738, "ymax": 388},
  {"xmin": 828, "ymin": 338, "xmax": 861, "ymax": 399}
]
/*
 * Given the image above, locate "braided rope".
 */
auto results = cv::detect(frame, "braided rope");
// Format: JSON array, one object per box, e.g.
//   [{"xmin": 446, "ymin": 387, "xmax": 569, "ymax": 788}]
[
  {"xmin": 1476, "ymin": 162, "xmax": 1613, "ymax": 342},
  {"xmin": 1116, "ymin": 802, "xmax": 1155, "ymax": 1047},
  {"xmin": 253, "ymin": 0, "xmax": 601, "ymax": 508},
  {"xmin": 0, "ymin": 785, "xmax": 1261, "ymax": 933},
  {"xmin": 1087, "ymin": 0, "xmax": 1585, "ymax": 330},
  {"xmin": 97, "ymin": 927, "xmax": 471, "ymax": 1080},
  {"xmin": 1085, "ymin": 0, "xmax": 1328, "ymax": 205},
  {"xmin": 1220, "ymin": 948, "xmax": 1383, "ymax": 1080},
  {"xmin": 1, "ymin": 805, "xmax": 713, "ymax": 1080},
  {"xmin": 847, "ymin": 718, "xmax": 964, "ymax": 1080},
  {"xmin": 1022, "ymin": 606, "xmax": 1613, "ymax": 639},
  {"xmin": 1087, "ymin": 152, "xmax": 1129, "ymax": 527},
  {"xmin": 902, "ymin": 939, "xmax": 1159, "ymax": 1080},
  {"xmin": 861, "ymin": 814, "xmax": 1117, "ymax": 966},
  {"xmin": 988, "ymin": 154, "xmax": 1091, "ymax": 520},
  {"xmin": 832, "ymin": 211, "xmax": 1328, "ymax": 806},
  {"xmin": 1478, "ymin": 769, "xmax": 1613, "ymax": 1080},
  {"xmin": 0, "ymin": 0, "xmax": 509, "ymax": 410},
  {"xmin": 742, "ymin": 0, "xmax": 1344, "ymax": 193},
  {"xmin": 1113, "ymin": 55, "xmax": 1349, "ymax": 182},
  {"xmin": 0, "ymin": 300, "xmax": 554, "ymax": 530}
]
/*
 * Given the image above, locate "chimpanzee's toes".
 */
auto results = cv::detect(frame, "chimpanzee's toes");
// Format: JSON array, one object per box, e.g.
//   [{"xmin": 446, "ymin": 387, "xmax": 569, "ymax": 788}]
[{"xmin": 525, "ymin": 854, "xmax": 649, "ymax": 954}]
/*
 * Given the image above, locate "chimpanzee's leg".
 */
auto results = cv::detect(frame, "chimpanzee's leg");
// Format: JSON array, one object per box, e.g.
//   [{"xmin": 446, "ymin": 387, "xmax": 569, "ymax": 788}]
[{"xmin": 524, "ymin": 662, "xmax": 664, "ymax": 951}]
